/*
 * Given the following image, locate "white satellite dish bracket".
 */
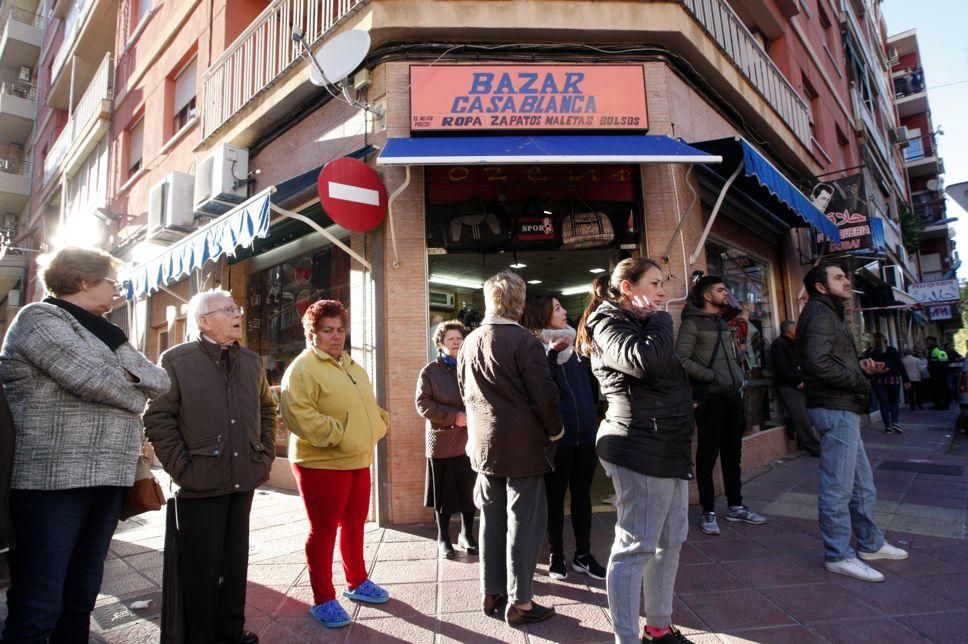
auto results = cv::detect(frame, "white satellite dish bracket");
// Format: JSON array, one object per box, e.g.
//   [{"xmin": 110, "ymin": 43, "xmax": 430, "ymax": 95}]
[{"xmin": 292, "ymin": 28, "xmax": 383, "ymax": 118}]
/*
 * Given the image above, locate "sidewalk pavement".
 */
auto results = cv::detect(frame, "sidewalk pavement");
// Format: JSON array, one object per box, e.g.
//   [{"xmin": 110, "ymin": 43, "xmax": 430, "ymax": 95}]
[{"xmin": 3, "ymin": 408, "xmax": 967, "ymax": 643}]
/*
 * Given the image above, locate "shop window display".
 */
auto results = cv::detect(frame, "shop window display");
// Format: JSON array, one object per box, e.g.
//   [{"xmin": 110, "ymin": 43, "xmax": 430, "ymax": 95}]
[
  {"xmin": 246, "ymin": 246, "xmax": 350, "ymax": 386},
  {"xmin": 705, "ymin": 241, "xmax": 780, "ymax": 434}
]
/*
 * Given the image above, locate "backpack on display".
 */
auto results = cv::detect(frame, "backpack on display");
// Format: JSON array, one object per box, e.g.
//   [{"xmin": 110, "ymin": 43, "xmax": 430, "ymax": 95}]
[
  {"xmin": 561, "ymin": 198, "xmax": 615, "ymax": 249},
  {"xmin": 443, "ymin": 201, "xmax": 508, "ymax": 251},
  {"xmin": 509, "ymin": 199, "xmax": 562, "ymax": 250}
]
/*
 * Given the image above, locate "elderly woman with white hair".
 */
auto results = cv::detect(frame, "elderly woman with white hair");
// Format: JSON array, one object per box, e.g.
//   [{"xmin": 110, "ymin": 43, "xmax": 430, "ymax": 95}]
[
  {"xmin": 457, "ymin": 271, "xmax": 564, "ymax": 627},
  {"xmin": 145, "ymin": 289, "xmax": 277, "ymax": 644}
]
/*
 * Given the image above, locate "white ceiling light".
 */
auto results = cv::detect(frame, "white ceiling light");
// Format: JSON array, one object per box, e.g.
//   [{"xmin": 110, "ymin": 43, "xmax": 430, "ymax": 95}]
[
  {"xmin": 589, "ymin": 268, "xmax": 606, "ymax": 274},
  {"xmin": 510, "ymin": 263, "xmax": 527, "ymax": 269},
  {"xmin": 560, "ymin": 284, "xmax": 592, "ymax": 296},
  {"xmin": 429, "ymin": 274, "xmax": 483, "ymax": 290},
  {"xmin": 527, "ymin": 279, "xmax": 543, "ymax": 285}
]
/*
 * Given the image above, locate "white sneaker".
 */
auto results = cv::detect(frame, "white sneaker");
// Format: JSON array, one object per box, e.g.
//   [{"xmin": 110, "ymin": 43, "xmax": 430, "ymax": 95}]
[
  {"xmin": 825, "ymin": 557, "xmax": 884, "ymax": 582},
  {"xmin": 858, "ymin": 543, "xmax": 909, "ymax": 561}
]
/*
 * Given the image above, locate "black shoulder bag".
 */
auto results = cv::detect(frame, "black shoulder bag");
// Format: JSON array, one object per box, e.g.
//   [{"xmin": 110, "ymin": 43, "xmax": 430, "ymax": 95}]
[{"xmin": 689, "ymin": 324, "xmax": 723, "ymax": 410}]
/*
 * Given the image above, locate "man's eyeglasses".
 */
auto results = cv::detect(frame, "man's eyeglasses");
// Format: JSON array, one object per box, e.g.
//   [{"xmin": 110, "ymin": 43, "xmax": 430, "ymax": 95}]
[{"xmin": 203, "ymin": 305, "xmax": 244, "ymax": 317}]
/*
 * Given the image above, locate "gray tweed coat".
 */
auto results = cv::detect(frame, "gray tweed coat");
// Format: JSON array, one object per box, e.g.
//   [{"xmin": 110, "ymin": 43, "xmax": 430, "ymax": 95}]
[{"xmin": 0, "ymin": 302, "xmax": 171, "ymax": 490}]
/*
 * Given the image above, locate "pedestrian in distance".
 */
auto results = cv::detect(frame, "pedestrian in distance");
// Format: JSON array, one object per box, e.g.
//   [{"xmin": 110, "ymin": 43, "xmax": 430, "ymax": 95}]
[
  {"xmin": 577, "ymin": 257, "xmax": 696, "ymax": 644},
  {"xmin": 864, "ymin": 333, "xmax": 908, "ymax": 433},
  {"xmin": 0, "ymin": 247, "xmax": 170, "ymax": 643},
  {"xmin": 458, "ymin": 271, "xmax": 564, "ymax": 627},
  {"xmin": 900, "ymin": 349, "xmax": 925, "ymax": 411},
  {"xmin": 675, "ymin": 274, "xmax": 766, "ymax": 536},
  {"xmin": 771, "ymin": 320, "xmax": 821, "ymax": 456},
  {"xmin": 415, "ymin": 319, "xmax": 478, "ymax": 560},
  {"xmin": 522, "ymin": 295, "xmax": 607, "ymax": 582},
  {"xmin": 797, "ymin": 263, "xmax": 908, "ymax": 583},
  {"xmin": 280, "ymin": 299, "xmax": 391, "ymax": 628},
  {"xmin": 925, "ymin": 336, "xmax": 950, "ymax": 409},
  {"xmin": 145, "ymin": 289, "xmax": 276, "ymax": 644}
]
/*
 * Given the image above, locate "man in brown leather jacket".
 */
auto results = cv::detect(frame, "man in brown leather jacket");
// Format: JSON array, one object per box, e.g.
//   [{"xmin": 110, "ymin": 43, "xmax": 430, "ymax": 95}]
[{"xmin": 145, "ymin": 290, "xmax": 276, "ymax": 644}]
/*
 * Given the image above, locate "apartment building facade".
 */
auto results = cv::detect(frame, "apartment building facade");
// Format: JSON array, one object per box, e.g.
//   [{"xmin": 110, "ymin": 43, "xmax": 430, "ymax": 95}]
[
  {"xmin": 0, "ymin": 0, "xmax": 43, "ymax": 338},
  {"xmin": 888, "ymin": 28, "xmax": 958, "ymax": 342},
  {"xmin": 13, "ymin": 0, "xmax": 928, "ymax": 524}
]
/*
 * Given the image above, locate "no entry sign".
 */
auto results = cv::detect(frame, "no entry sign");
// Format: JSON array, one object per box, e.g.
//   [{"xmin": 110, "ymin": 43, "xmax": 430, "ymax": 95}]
[{"xmin": 317, "ymin": 157, "xmax": 389, "ymax": 232}]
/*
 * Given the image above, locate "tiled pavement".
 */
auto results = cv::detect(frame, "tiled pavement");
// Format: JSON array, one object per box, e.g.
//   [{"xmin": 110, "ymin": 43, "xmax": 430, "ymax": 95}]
[{"xmin": 3, "ymin": 408, "xmax": 967, "ymax": 642}]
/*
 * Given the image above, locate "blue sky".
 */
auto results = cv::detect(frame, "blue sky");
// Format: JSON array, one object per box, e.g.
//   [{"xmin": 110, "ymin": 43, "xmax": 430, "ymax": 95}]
[{"xmin": 881, "ymin": 1, "xmax": 968, "ymax": 280}]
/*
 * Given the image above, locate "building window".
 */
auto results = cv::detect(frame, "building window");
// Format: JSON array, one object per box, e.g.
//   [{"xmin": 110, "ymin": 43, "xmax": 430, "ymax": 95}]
[
  {"xmin": 802, "ymin": 73, "xmax": 821, "ymax": 141},
  {"xmin": 137, "ymin": 0, "xmax": 152, "ymax": 23},
  {"xmin": 127, "ymin": 118, "xmax": 144, "ymax": 177},
  {"xmin": 172, "ymin": 58, "xmax": 197, "ymax": 134},
  {"xmin": 704, "ymin": 240, "xmax": 777, "ymax": 434},
  {"xmin": 818, "ymin": 3, "xmax": 832, "ymax": 48}
]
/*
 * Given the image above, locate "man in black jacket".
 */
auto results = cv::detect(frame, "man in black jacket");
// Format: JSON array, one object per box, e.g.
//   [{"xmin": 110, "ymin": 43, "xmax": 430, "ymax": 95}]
[
  {"xmin": 771, "ymin": 320, "xmax": 820, "ymax": 456},
  {"xmin": 676, "ymin": 276, "xmax": 765, "ymax": 536},
  {"xmin": 798, "ymin": 264, "xmax": 908, "ymax": 583}
]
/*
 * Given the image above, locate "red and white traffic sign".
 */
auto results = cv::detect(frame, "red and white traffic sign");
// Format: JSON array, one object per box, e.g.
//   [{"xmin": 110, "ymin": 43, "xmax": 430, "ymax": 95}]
[{"xmin": 317, "ymin": 157, "xmax": 389, "ymax": 232}]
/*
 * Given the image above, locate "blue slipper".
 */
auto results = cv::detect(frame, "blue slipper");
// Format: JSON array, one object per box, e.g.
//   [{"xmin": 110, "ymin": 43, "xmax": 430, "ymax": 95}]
[
  {"xmin": 309, "ymin": 600, "xmax": 351, "ymax": 628},
  {"xmin": 342, "ymin": 579, "xmax": 390, "ymax": 604}
]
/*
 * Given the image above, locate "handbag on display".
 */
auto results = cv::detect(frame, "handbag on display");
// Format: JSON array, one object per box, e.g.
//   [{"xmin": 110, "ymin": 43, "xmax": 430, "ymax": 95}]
[
  {"xmin": 509, "ymin": 199, "xmax": 562, "ymax": 250},
  {"xmin": 443, "ymin": 201, "xmax": 509, "ymax": 251},
  {"xmin": 561, "ymin": 198, "xmax": 615, "ymax": 249},
  {"xmin": 120, "ymin": 445, "xmax": 165, "ymax": 521}
]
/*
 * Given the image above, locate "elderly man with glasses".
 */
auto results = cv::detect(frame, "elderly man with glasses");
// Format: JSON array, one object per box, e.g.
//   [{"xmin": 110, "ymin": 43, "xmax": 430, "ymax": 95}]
[{"xmin": 145, "ymin": 289, "xmax": 277, "ymax": 644}]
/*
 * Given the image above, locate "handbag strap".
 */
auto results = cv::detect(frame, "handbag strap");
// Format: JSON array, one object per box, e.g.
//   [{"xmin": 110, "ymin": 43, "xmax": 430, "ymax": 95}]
[{"xmin": 706, "ymin": 319, "xmax": 723, "ymax": 370}]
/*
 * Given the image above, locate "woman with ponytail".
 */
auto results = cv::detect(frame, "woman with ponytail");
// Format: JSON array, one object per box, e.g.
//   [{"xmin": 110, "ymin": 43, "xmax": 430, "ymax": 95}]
[{"xmin": 576, "ymin": 258, "xmax": 695, "ymax": 644}]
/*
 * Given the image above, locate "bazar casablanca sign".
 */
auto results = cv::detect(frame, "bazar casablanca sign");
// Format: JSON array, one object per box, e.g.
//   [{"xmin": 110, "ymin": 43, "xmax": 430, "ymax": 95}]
[{"xmin": 409, "ymin": 65, "xmax": 649, "ymax": 132}]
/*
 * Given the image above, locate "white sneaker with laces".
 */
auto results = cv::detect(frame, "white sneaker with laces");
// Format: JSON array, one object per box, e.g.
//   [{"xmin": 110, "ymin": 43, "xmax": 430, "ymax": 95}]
[
  {"xmin": 825, "ymin": 557, "xmax": 885, "ymax": 582},
  {"xmin": 858, "ymin": 543, "xmax": 909, "ymax": 561}
]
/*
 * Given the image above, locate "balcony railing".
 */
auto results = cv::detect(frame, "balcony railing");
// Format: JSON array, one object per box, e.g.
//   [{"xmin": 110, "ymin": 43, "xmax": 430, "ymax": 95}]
[
  {"xmin": 42, "ymin": 54, "xmax": 111, "ymax": 185},
  {"xmin": 681, "ymin": 0, "xmax": 812, "ymax": 147},
  {"xmin": 201, "ymin": 0, "xmax": 368, "ymax": 140},
  {"xmin": 893, "ymin": 67, "xmax": 925, "ymax": 98},
  {"xmin": 904, "ymin": 135, "xmax": 937, "ymax": 162},
  {"xmin": 914, "ymin": 204, "xmax": 946, "ymax": 223},
  {"xmin": 0, "ymin": 80, "xmax": 37, "ymax": 102},
  {"xmin": 0, "ymin": 147, "xmax": 30, "ymax": 176},
  {"xmin": 9, "ymin": 7, "xmax": 45, "ymax": 28}
]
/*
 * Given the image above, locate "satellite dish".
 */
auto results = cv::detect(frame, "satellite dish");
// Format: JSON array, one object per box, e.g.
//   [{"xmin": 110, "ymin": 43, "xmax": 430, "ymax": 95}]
[
  {"xmin": 926, "ymin": 179, "xmax": 940, "ymax": 191},
  {"xmin": 309, "ymin": 30, "xmax": 370, "ymax": 86}
]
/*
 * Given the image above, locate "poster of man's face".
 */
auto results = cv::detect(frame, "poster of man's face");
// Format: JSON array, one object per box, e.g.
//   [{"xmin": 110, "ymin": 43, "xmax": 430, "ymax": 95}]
[{"xmin": 810, "ymin": 184, "xmax": 835, "ymax": 212}]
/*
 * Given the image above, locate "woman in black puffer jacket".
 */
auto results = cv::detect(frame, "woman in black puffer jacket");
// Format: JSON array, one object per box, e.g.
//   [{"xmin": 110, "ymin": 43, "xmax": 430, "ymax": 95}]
[{"xmin": 576, "ymin": 257, "xmax": 695, "ymax": 644}]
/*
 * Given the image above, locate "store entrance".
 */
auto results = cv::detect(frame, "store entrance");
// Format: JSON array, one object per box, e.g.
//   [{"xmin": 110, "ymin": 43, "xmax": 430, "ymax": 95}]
[{"xmin": 424, "ymin": 163, "xmax": 645, "ymax": 511}]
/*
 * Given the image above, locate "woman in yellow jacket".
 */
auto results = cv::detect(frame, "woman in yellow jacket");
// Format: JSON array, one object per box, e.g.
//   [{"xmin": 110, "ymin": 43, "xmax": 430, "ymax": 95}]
[{"xmin": 281, "ymin": 300, "xmax": 389, "ymax": 629}]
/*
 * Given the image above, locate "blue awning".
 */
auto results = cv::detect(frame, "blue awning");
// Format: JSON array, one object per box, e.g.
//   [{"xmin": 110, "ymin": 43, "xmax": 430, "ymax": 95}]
[
  {"xmin": 124, "ymin": 188, "xmax": 273, "ymax": 299},
  {"xmin": 376, "ymin": 135, "xmax": 722, "ymax": 165},
  {"xmin": 693, "ymin": 137, "xmax": 840, "ymax": 242}
]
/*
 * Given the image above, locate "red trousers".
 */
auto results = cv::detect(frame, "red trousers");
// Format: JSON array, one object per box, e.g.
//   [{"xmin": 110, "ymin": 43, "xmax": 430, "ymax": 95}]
[{"xmin": 292, "ymin": 464, "xmax": 370, "ymax": 604}]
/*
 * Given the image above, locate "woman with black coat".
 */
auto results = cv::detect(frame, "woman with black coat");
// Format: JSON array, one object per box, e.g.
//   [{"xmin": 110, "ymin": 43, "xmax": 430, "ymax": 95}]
[
  {"xmin": 864, "ymin": 332, "xmax": 909, "ymax": 433},
  {"xmin": 576, "ymin": 258, "xmax": 695, "ymax": 644},
  {"xmin": 522, "ymin": 295, "xmax": 605, "ymax": 581}
]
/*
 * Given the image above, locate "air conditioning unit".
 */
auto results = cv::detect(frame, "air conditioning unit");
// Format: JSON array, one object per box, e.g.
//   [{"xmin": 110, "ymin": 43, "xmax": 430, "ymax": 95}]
[
  {"xmin": 429, "ymin": 290, "xmax": 455, "ymax": 309},
  {"xmin": 147, "ymin": 172, "xmax": 195, "ymax": 242},
  {"xmin": 18, "ymin": 66, "xmax": 32, "ymax": 83},
  {"xmin": 193, "ymin": 144, "xmax": 248, "ymax": 216},
  {"xmin": 889, "ymin": 126, "xmax": 910, "ymax": 148},
  {"xmin": 887, "ymin": 48, "xmax": 899, "ymax": 66}
]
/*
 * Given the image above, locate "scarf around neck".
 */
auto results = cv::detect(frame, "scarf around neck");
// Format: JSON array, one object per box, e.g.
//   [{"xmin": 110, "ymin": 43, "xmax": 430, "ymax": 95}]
[
  {"xmin": 540, "ymin": 326, "xmax": 577, "ymax": 365},
  {"xmin": 45, "ymin": 297, "xmax": 128, "ymax": 351},
  {"xmin": 439, "ymin": 353, "xmax": 457, "ymax": 368}
]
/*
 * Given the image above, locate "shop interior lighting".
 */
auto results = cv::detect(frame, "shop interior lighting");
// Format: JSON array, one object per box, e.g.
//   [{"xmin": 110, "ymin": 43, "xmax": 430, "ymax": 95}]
[
  {"xmin": 510, "ymin": 263, "xmax": 527, "ymax": 269},
  {"xmin": 428, "ymin": 274, "xmax": 483, "ymax": 290},
  {"xmin": 560, "ymin": 284, "xmax": 593, "ymax": 296},
  {"xmin": 589, "ymin": 268, "xmax": 606, "ymax": 274},
  {"xmin": 527, "ymin": 279, "xmax": 543, "ymax": 285}
]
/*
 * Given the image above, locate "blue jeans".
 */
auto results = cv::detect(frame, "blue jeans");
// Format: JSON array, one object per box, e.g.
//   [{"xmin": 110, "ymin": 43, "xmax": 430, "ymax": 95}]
[
  {"xmin": 872, "ymin": 382, "xmax": 901, "ymax": 428},
  {"xmin": 2, "ymin": 486, "xmax": 124, "ymax": 643},
  {"xmin": 807, "ymin": 408, "xmax": 885, "ymax": 562}
]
